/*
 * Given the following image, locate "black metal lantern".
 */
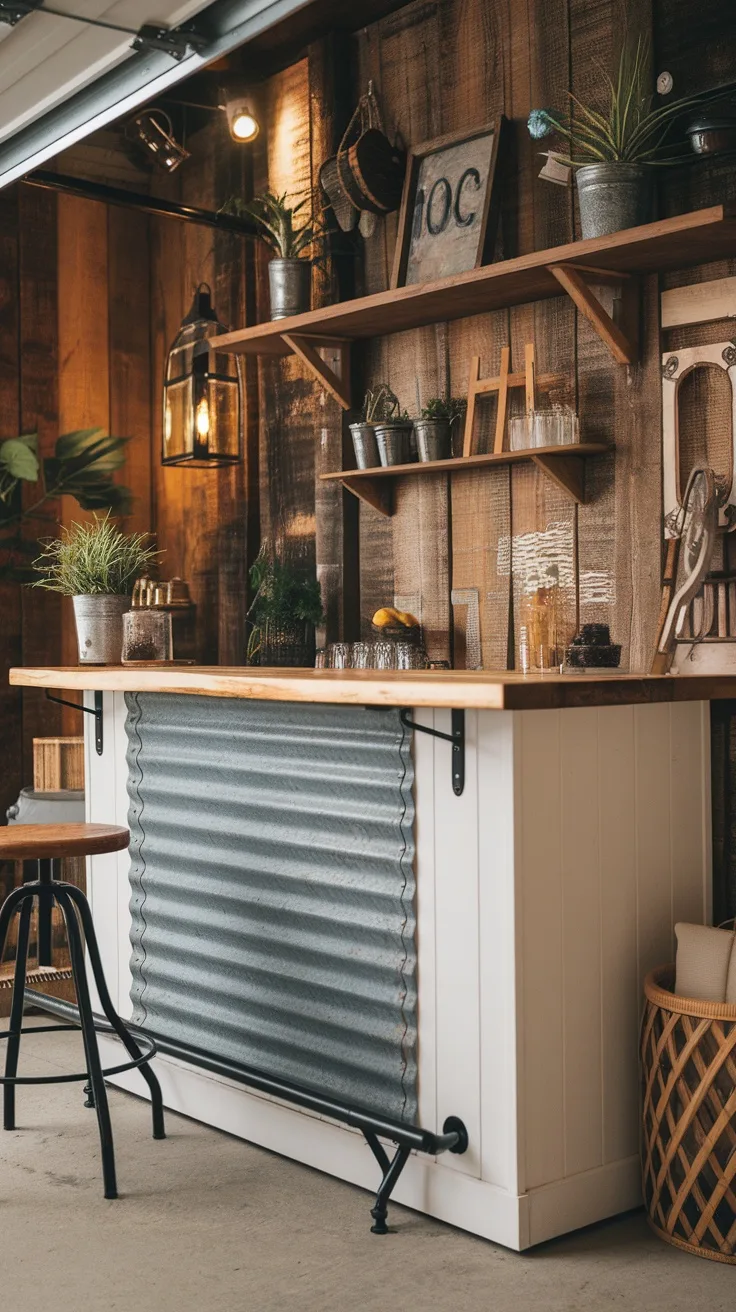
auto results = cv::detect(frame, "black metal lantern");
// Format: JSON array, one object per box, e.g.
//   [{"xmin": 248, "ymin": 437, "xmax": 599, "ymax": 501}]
[{"xmin": 162, "ymin": 283, "xmax": 242, "ymax": 467}]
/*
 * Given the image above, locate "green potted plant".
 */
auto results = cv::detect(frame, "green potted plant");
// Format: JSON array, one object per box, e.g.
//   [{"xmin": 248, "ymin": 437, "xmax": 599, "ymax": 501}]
[
  {"xmin": 414, "ymin": 396, "xmax": 467, "ymax": 462},
  {"xmin": 527, "ymin": 37, "xmax": 707, "ymax": 238},
  {"xmin": 31, "ymin": 513, "xmax": 160, "ymax": 664},
  {"xmin": 246, "ymin": 550, "xmax": 324, "ymax": 667},
  {"xmin": 350, "ymin": 384, "xmax": 401, "ymax": 469},
  {"xmin": 226, "ymin": 191, "xmax": 327, "ymax": 320}
]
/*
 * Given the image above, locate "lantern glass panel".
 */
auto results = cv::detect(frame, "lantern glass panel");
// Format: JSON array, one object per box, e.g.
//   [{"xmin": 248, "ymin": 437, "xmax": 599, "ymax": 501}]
[{"xmin": 162, "ymin": 290, "xmax": 242, "ymax": 467}]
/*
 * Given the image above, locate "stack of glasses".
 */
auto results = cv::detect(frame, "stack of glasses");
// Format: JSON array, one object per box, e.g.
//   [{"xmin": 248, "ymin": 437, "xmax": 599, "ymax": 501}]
[{"xmin": 316, "ymin": 641, "xmax": 428, "ymax": 670}]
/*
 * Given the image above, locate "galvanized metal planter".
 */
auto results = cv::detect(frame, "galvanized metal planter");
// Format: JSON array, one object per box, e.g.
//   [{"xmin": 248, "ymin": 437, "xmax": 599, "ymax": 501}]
[
  {"xmin": 414, "ymin": 417, "xmax": 452, "ymax": 462},
  {"xmin": 72, "ymin": 594, "xmax": 129, "ymax": 664},
  {"xmin": 374, "ymin": 421, "xmax": 415, "ymax": 466},
  {"xmin": 268, "ymin": 258, "xmax": 311, "ymax": 319},
  {"xmin": 575, "ymin": 163, "xmax": 652, "ymax": 239},
  {"xmin": 349, "ymin": 422, "xmax": 381, "ymax": 470}
]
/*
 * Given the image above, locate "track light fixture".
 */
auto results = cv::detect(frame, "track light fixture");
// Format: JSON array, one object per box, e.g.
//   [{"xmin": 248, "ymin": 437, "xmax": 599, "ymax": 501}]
[
  {"xmin": 223, "ymin": 92, "xmax": 260, "ymax": 144},
  {"xmin": 130, "ymin": 109, "xmax": 190, "ymax": 173}
]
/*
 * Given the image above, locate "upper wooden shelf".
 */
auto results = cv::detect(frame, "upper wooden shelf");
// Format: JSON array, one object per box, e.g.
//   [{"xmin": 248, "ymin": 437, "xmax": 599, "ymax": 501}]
[{"xmin": 216, "ymin": 207, "xmax": 736, "ymax": 363}]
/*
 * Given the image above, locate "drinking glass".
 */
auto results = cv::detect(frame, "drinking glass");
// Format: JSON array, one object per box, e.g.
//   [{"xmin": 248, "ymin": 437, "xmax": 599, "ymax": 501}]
[
  {"xmin": 327, "ymin": 642, "xmax": 352, "ymax": 669},
  {"xmin": 373, "ymin": 641, "xmax": 397, "ymax": 670},
  {"xmin": 351, "ymin": 641, "xmax": 374, "ymax": 669},
  {"xmin": 396, "ymin": 642, "xmax": 427, "ymax": 670}
]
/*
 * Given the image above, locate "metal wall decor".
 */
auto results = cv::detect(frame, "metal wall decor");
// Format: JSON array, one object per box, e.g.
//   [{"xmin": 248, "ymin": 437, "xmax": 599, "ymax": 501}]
[
  {"xmin": 651, "ymin": 466, "xmax": 718, "ymax": 674},
  {"xmin": 391, "ymin": 119, "xmax": 507, "ymax": 288},
  {"xmin": 662, "ymin": 341, "xmax": 736, "ymax": 535},
  {"xmin": 162, "ymin": 284, "xmax": 242, "ymax": 467}
]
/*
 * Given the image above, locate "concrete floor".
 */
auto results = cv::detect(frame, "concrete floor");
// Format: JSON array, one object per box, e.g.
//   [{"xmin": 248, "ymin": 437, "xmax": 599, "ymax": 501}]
[{"xmin": 0, "ymin": 1020, "xmax": 733, "ymax": 1312}]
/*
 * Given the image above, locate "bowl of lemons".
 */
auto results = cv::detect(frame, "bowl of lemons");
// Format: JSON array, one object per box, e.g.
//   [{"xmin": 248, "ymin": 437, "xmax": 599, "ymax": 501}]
[{"xmin": 371, "ymin": 606, "xmax": 422, "ymax": 642}]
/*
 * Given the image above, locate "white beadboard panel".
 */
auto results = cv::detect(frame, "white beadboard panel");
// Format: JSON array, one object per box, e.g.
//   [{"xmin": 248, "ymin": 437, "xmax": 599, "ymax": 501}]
[
  {"xmin": 517, "ymin": 708, "xmax": 564, "ymax": 1191},
  {"xmin": 113, "ymin": 691, "xmax": 135, "ymax": 1015},
  {"xmin": 635, "ymin": 702, "xmax": 676, "ymax": 981},
  {"xmin": 413, "ymin": 708, "xmax": 438, "ymax": 1138},
  {"xmin": 477, "ymin": 711, "xmax": 519, "ymax": 1194},
  {"xmin": 560, "ymin": 708, "xmax": 603, "ymax": 1178},
  {"xmin": 599, "ymin": 705, "xmax": 639, "ymax": 1167},
  {"xmin": 670, "ymin": 701, "xmax": 711, "ymax": 928},
  {"xmin": 433, "ymin": 708, "xmax": 482, "ymax": 1179},
  {"xmin": 84, "ymin": 688, "xmax": 121, "ymax": 1014}
]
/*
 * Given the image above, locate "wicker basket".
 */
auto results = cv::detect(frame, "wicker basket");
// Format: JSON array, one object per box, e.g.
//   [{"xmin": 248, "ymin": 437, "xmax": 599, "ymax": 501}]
[{"xmin": 641, "ymin": 965, "xmax": 736, "ymax": 1263}]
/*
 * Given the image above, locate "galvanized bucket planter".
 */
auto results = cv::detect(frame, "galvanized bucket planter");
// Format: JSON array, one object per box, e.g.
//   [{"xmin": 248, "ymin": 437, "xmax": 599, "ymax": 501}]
[
  {"xmin": 414, "ymin": 418, "xmax": 452, "ymax": 462},
  {"xmin": 268, "ymin": 258, "xmax": 311, "ymax": 320},
  {"xmin": 374, "ymin": 421, "xmax": 415, "ymax": 467},
  {"xmin": 349, "ymin": 422, "xmax": 381, "ymax": 470},
  {"xmin": 72, "ymin": 594, "xmax": 130, "ymax": 664},
  {"xmin": 575, "ymin": 163, "xmax": 653, "ymax": 239}
]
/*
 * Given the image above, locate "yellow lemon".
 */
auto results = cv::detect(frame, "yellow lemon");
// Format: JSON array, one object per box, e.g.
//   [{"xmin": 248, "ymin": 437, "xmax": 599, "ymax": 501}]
[
  {"xmin": 396, "ymin": 610, "xmax": 420, "ymax": 628},
  {"xmin": 372, "ymin": 607, "xmax": 399, "ymax": 627}
]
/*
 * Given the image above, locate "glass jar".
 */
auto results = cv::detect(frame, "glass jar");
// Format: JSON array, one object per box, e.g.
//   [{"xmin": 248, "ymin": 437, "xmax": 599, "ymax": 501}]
[
  {"xmin": 122, "ymin": 609, "xmax": 172, "ymax": 663},
  {"xmin": 518, "ymin": 573, "xmax": 566, "ymax": 673}
]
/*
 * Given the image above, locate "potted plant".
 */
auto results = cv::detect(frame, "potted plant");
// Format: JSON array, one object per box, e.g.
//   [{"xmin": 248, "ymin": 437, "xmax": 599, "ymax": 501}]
[
  {"xmin": 414, "ymin": 396, "xmax": 467, "ymax": 462},
  {"xmin": 227, "ymin": 191, "xmax": 327, "ymax": 320},
  {"xmin": 372, "ymin": 401, "xmax": 415, "ymax": 468},
  {"xmin": 527, "ymin": 37, "xmax": 707, "ymax": 238},
  {"xmin": 246, "ymin": 551, "xmax": 324, "ymax": 667},
  {"xmin": 31, "ymin": 513, "xmax": 160, "ymax": 664},
  {"xmin": 350, "ymin": 384, "xmax": 401, "ymax": 469}
]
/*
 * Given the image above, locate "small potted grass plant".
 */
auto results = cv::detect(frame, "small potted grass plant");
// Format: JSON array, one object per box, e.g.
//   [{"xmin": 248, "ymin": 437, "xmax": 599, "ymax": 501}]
[
  {"xmin": 246, "ymin": 550, "xmax": 324, "ymax": 667},
  {"xmin": 227, "ymin": 191, "xmax": 327, "ymax": 319},
  {"xmin": 350, "ymin": 384, "xmax": 401, "ymax": 469},
  {"xmin": 31, "ymin": 513, "xmax": 160, "ymax": 664},
  {"xmin": 527, "ymin": 36, "xmax": 708, "ymax": 238},
  {"xmin": 414, "ymin": 396, "xmax": 467, "ymax": 462}
]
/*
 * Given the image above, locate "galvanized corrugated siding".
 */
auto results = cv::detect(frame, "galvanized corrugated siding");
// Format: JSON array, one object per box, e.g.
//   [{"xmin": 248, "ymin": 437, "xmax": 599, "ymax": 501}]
[{"xmin": 124, "ymin": 693, "xmax": 418, "ymax": 1122}]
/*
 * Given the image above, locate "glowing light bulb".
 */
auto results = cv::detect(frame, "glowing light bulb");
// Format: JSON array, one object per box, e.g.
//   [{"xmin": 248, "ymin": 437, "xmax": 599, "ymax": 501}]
[
  {"xmin": 164, "ymin": 404, "xmax": 172, "ymax": 446},
  {"xmin": 230, "ymin": 111, "xmax": 258, "ymax": 142},
  {"xmin": 195, "ymin": 397, "xmax": 210, "ymax": 439}
]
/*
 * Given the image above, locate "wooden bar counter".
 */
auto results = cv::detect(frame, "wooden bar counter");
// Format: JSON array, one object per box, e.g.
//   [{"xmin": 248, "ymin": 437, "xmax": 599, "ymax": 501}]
[{"xmin": 9, "ymin": 664, "xmax": 719, "ymax": 1248}]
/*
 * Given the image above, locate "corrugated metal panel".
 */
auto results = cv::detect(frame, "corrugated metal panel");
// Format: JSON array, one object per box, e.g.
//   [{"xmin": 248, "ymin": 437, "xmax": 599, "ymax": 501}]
[{"xmin": 125, "ymin": 693, "xmax": 418, "ymax": 1122}]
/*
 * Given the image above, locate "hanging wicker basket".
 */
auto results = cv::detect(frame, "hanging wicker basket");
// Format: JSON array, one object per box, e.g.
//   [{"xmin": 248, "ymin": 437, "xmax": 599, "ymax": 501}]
[{"xmin": 641, "ymin": 965, "xmax": 736, "ymax": 1264}]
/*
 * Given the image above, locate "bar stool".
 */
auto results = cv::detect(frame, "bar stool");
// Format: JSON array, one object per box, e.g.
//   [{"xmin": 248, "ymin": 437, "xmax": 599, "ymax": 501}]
[{"xmin": 0, "ymin": 823, "xmax": 165, "ymax": 1198}]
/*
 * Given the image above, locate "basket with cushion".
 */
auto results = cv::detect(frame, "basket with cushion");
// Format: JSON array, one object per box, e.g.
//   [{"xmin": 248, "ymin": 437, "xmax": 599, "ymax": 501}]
[{"xmin": 641, "ymin": 965, "xmax": 736, "ymax": 1263}]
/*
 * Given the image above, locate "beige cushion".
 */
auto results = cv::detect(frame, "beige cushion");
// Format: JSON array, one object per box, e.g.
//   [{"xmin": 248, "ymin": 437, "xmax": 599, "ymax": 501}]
[
  {"xmin": 674, "ymin": 922, "xmax": 735, "ymax": 1002},
  {"xmin": 725, "ymin": 938, "xmax": 736, "ymax": 1005}
]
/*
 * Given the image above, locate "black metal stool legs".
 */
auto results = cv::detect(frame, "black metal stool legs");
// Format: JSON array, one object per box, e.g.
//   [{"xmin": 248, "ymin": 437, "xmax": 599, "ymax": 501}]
[
  {"xmin": 61, "ymin": 883, "xmax": 165, "ymax": 1141},
  {"xmin": 3, "ymin": 898, "xmax": 32, "ymax": 1132},
  {"xmin": 54, "ymin": 886, "xmax": 118, "ymax": 1199}
]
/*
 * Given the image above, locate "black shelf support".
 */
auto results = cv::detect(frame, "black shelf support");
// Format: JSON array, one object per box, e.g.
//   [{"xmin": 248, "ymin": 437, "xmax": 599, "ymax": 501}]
[
  {"xmin": 400, "ymin": 708, "xmax": 465, "ymax": 796},
  {"xmin": 25, "ymin": 989, "xmax": 468, "ymax": 1235},
  {"xmin": 45, "ymin": 690, "xmax": 103, "ymax": 755}
]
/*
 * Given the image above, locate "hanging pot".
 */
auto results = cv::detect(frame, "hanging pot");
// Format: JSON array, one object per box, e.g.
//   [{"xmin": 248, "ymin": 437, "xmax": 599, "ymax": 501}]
[
  {"xmin": 72, "ymin": 595, "xmax": 130, "ymax": 664},
  {"xmin": 268, "ymin": 258, "xmax": 311, "ymax": 320},
  {"xmin": 575, "ymin": 163, "xmax": 653, "ymax": 240},
  {"xmin": 339, "ymin": 128, "xmax": 406, "ymax": 216},
  {"xmin": 319, "ymin": 155, "xmax": 358, "ymax": 233}
]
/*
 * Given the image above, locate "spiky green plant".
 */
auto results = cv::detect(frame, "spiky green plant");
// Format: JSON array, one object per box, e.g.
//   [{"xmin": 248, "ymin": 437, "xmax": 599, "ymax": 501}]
[
  {"xmin": 224, "ymin": 192, "xmax": 327, "ymax": 259},
  {"xmin": 420, "ymin": 396, "xmax": 467, "ymax": 424},
  {"xmin": 527, "ymin": 37, "xmax": 708, "ymax": 166},
  {"xmin": 31, "ymin": 513, "xmax": 160, "ymax": 596}
]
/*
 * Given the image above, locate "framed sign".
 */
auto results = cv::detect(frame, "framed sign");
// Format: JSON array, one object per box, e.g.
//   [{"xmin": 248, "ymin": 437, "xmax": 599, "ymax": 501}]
[{"xmin": 391, "ymin": 118, "xmax": 507, "ymax": 288}]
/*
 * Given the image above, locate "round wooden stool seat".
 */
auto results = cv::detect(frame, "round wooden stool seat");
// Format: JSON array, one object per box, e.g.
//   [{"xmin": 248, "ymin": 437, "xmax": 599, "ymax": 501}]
[{"xmin": 0, "ymin": 823, "xmax": 129, "ymax": 861}]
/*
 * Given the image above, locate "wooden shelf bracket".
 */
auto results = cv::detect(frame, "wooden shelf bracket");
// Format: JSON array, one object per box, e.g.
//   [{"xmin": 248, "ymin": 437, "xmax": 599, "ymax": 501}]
[
  {"xmin": 549, "ymin": 263, "xmax": 639, "ymax": 365},
  {"xmin": 280, "ymin": 333, "xmax": 351, "ymax": 409}
]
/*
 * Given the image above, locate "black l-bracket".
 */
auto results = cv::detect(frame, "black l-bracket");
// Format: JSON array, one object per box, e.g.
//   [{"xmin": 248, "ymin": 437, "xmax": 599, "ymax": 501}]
[
  {"xmin": 400, "ymin": 708, "xmax": 465, "ymax": 796},
  {"xmin": 45, "ymin": 690, "xmax": 103, "ymax": 755}
]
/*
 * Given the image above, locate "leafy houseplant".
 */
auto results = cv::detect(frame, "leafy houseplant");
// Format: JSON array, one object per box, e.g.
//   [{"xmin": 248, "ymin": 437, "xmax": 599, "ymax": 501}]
[
  {"xmin": 0, "ymin": 428, "xmax": 132, "ymax": 581},
  {"xmin": 527, "ymin": 37, "xmax": 708, "ymax": 238},
  {"xmin": 32, "ymin": 514, "xmax": 160, "ymax": 665},
  {"xmin": 349, "ymin": 384, "xmax": 401, "ymax": 469},
  {"xmin": 226, "ymin": 191, "xmax": 328, "ymax": 320},
  {"xmin": 246, "ymin": 551, "xmax": 324, "ymax": 668},
  {"xmin": 414, "ymin": 396, "xmax": 467, "ymax": 463}
]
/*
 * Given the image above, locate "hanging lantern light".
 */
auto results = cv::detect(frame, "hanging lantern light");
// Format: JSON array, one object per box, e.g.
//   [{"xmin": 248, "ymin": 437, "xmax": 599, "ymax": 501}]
[{"xmin": 162, "ymin": 283, "xmax": 242, "ymax": 467}]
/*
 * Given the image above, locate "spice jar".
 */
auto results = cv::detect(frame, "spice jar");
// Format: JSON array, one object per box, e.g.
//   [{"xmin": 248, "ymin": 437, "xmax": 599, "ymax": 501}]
[{"xmin": 122, "ymin": 609, "xmax": 172, "ymax": 663}]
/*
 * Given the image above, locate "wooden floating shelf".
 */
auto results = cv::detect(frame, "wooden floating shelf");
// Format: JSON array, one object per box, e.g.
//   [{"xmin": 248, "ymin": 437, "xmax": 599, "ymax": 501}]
[
  {"xmin": 217, "ymin": 207, "xmax": 736, "ymax": 402},
  {"xmin": 320, "ymin": 443, "xmax": 611, "ymax": 515}
]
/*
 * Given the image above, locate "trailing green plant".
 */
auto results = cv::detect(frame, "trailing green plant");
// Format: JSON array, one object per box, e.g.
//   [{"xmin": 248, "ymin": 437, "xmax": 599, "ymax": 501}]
[
  {"xmin": 246, "ymin": 550, "xmax": 324, "ymax": 663},
  {"xmin": 527, "ymin": 36, "xmax": 709, "ymax": 166},
  {"xmin": 420, "ymin": 396, "xmax": 467, "ymax": 424},
  {"xmin": 223, "ymin": 192, "xmax": 328, "ymax": 260},
  {"xmin": 360, "ymin": 383, "xmax": 400, "ymax": 425},
  {"xmin": 31, "ymin": 513, "xmax": 160, "ymax": 596},
  {"xmin": 0, "ymin": 428, "xmax": 133, "ymax": 580}
]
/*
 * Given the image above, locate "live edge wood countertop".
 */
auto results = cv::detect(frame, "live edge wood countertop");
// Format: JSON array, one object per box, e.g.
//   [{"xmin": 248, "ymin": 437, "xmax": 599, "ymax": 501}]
[{"xmin": 11, "ymin": 665, "xmax": 736, "ymax": 711}]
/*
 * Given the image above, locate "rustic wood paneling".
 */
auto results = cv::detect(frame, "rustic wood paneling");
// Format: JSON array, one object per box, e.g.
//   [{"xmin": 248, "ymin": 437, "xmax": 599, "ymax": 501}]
[{"xmin": 0, "ymin": 184, "xmax": 23, "ymax": 816}]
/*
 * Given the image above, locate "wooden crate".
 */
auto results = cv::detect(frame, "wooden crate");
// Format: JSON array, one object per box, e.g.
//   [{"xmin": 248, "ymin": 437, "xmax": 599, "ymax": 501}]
[{"xmin": 33, "ymin": 737, "xmax": 84, "ymax": 792}]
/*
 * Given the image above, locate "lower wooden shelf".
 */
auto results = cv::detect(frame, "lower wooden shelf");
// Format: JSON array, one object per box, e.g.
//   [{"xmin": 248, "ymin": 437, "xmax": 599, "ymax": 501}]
[{"xmin": 319, "ymin": 443, "xmax": 611, "ymax": 515}]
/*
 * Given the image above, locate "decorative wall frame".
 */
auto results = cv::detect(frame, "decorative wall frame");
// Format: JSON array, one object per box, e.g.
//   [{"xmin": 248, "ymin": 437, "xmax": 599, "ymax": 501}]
[
  {"xmin": 661, "ymin": 340, "xmax": 736, "ymax": 537},
  {"xmin": 391, "ymin": 119, "xmax": 507, "ymax": 289}
]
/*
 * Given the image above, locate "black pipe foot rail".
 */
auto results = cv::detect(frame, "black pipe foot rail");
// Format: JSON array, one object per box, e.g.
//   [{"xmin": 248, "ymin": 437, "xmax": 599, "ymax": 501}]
[{"xmin": 26, "ymin": 989, "xmax": 468, "ymax": 1234}]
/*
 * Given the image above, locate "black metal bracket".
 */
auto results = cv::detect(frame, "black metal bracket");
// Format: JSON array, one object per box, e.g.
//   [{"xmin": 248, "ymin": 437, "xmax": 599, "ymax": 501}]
[
  {"xmin": 45, "ymin": 690, "xmax": 103, "ymax": 756},
  {"xmin": 0, "ymin": 2, "xmax": 208, "ymax": 60},
  {"xmin": 400, "ymin": 708, "xmax": 465, "ymax": 796}
]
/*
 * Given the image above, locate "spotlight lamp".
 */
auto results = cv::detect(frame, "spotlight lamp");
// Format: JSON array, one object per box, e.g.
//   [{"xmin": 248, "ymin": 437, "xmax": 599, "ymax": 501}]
[
  {"xmin": 224, "ymin": 93, "xmax": 260, "ymax": 143},
  {"xmin": 131, "ymin": 108, "xmax": 189, "ymax": 172},
  {"xmin": 162, "ymin": 284, "xmax": 242, "ymax": 468}
]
